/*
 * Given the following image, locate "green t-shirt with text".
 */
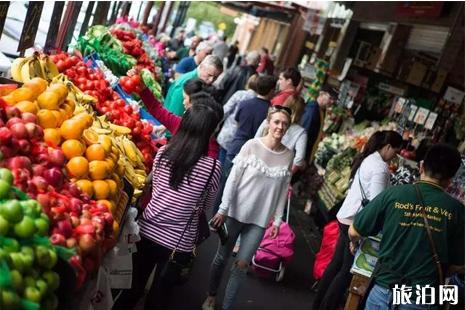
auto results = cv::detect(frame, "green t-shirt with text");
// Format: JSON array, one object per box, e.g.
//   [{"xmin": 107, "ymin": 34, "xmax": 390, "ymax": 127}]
[{"xmin": 353, "ymin": 182, "xmax": 464, "ymax": 288}]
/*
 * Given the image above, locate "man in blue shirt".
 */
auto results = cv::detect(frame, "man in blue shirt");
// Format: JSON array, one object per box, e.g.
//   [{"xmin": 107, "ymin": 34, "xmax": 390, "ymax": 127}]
[
  {"xmin": 175, "ymin": 41, "xmax": 213, "ymax": 78},
  {"xmin": 300, "ymin": 85, "xmax": 338, "ymax": 162}
]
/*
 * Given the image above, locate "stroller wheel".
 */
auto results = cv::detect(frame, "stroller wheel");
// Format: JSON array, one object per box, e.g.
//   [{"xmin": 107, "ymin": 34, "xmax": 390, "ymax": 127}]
[{"xmin": 276, "ymin": 267, "xmax": 285, "ymax": 282}]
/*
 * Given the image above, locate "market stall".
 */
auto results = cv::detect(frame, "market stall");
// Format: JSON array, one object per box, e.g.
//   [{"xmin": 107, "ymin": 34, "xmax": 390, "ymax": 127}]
[{"xmin": 0, "ymin": 20, "xmax": 167, "ymax": 309}]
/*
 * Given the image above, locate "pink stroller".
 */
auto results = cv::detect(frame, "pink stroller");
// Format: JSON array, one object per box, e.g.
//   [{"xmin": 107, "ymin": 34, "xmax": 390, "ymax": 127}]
[{"xmin": 252, "ymin": 188, "xmax": 296, "ymax": 282}]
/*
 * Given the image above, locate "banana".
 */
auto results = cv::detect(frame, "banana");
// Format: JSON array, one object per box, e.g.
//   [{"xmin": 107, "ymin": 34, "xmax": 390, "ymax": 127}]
[
  {"xmin": 109, "ymin": 123, "xmax": 131, "ymax": 135},
  {"xmin": 122, "ymin": 138, "xmax": 139, "ymax": 164},
  {"xmin": 39, "ymin": 54, "xmax": 59, "ymax": 81},
  {"xmin": 11, "ymin": 57, "xmax": 27, "ymax": 81},
  {"xmin": 20, "ymin": 54, "xmax": 46, "ymax": 82}
]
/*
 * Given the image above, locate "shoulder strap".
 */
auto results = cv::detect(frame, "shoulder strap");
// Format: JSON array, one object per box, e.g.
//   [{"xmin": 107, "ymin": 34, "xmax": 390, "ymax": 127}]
[
  {"xmin": 358, "ymin": 170, "xmax": 368, "ymax": 202},
  {"xmin": 414, "ymin": 184, "xmax": 445, "ymax": 285}
]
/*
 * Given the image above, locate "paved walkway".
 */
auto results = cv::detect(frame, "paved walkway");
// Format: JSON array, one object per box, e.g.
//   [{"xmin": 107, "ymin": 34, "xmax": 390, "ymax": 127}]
[{"xmin": 168, "ymin": 201, "xmax": 321, "ymax": 310}]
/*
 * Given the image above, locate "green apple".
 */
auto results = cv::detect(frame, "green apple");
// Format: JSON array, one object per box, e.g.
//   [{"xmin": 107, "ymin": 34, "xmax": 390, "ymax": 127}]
[
  {"xmin": 3, "ymin": 238, "xmax": 19, "ymax": 253},
  {"xmin": 24, "ymin": 276, "xmax": 36, "ymax": 288},
  {"xmin": 1, "ymin": 289, "xmax": 21, "ymax": 309},
  {"xmin": 21, "ymin": 253, "xmax": 34, "ymax": 271},
  {"xmin": 0, "ymin": 214, "xmax": 9, "ymax": 236},
  {"xmin": 8, "ymin": 253, "xmax": 25, "ymax": 273},
  {"xmin": 35, "ymin": 246, "xmax": 51, "ymax": 268},
  {"xmin": 0, "ymin": 200, "xmax": 23, "ymax": 223},
  {"xmin": 24, "ymin": 286, "xmax": 42, "ymax": 303},
  {"xmin": 35, "ymin": 279, "xmax": 48, "ymax": 297},
  {"xmin": 0, "ymin": 168, "xmax": 13, "ymax": 185},
  {"xmin": 0, "ymin": 180, "xmax": 11, "ymax": 200},
  {"xmin": 34, "ymin": 218, "xmax": 49, "ymax": 236},
  {"xmin": 10, "ymin": 269, "xmax": 24, "ymax": 292},
  {"xmin": 21, "ymin": 200, "xmax": 41, "ymax": 218},
  {"xmin": 42, "ymin": 271, "xmax": 60, "ymax": 292},
  {"xmin": 0, "ymin": 248, "xmax": 6, "ymax": 260},
  {"xmin": 13, "ymin": 216, "xmax": 36, "ymax": 238},
  {"xmin": 45, "ymin": 249, "xmax": 58, "ymax": 270}
]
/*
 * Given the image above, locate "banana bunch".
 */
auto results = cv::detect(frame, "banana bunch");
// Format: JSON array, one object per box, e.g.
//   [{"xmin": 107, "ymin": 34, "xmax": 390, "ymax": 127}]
[
  {"xmin": 11, "ymin": 52, "xmax": 59, "ymax": 83},
  {"xmin": 11, "ymin": 52, "xmax": 46, "ymax": 82},
  {"xmin": 117, "ymin": 155, "xmax": 147, "ymax": 196},
  {"xmin": 113, "ymin": 136, "xmax": 146, "ymax": 171},
  {"xmin": 91, "ymin": 114, "xmax": 132, "ymax": 136}
]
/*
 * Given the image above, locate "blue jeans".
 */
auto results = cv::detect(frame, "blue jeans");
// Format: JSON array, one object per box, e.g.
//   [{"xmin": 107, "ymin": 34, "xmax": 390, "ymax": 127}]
[
  {"xmin": 366, "ymin": 284, "xmax": 438, "ymax": 310},
  {"xmin": 218, "ymin": 147, "xmax": 228, "ymax": 167},
  {"xmin": 208, "ymin": 217, "xmax": 266, "ymax": 310}
]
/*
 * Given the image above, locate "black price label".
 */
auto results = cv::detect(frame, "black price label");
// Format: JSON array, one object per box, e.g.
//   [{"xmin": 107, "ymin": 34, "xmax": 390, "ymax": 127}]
[
  {"xmin": 0, "ymin": 2, "xmax": 10, "ymax": 40},
  {"xmin": 17, "ymin": 2, "xmax": 44, "ymax": 52}
]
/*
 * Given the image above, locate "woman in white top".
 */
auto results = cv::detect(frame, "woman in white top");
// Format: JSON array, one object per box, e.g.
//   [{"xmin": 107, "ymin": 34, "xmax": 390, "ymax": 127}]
[
  {"xmin": 203, "ymin": 106, "xmax": 294, "ymax": 310},
  {"xmin": 255, "ymin": 94, "xmax": 307, "ymax": 173},
  {"xmin": 313, "ymin": 130, "xmax": 403, "ymax": 310},
  {"xmin": 217, "ymin": 74, "xmax": 259, "ymax": 165}
]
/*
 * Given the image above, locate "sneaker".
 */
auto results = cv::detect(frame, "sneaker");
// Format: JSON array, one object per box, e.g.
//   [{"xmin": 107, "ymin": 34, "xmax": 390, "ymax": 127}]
[{"xmin": 201, "ymin": 296, "xmax": 215, "ymax": 310}]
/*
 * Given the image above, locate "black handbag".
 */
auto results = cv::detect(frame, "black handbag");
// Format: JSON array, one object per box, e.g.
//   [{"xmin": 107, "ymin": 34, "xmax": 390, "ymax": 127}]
[
  {"xmin": 160, "ymin": 159, "xmax": 217, "ymax": 285},
  {"xmin": 358, "ymin": 172, "xmax": 370, "ymax": 207}
]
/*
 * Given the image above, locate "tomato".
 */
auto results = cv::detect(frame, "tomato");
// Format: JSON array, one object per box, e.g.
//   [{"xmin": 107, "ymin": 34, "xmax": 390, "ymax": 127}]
[
  {"xmin": 56, "ymin": 60, "xmax": 66, "ymax": 72},
  {"xmin": 115, "ymin": 99, "xmax": 125, "ymax": 108},
  {"xmin": 132, "ymin": 127, "xmax": 141, "ymax": 136},
  {"xmin": 123, "ymin": 105, "xmax": 133, "ymax": 114},
  {"xmin": 131, "ymin": 75, "xmax": 141, "ymax": 85},
  {"xmin": 77, "ymin": 66, "xmax": 87, "ymax": 76},
  {"xmin": 70, "ymin": 55, "xmax": 79, "ymax": 65},
  {"xmin": 64, "ymin": 58, "xmax": 74, "ymax": 69}
]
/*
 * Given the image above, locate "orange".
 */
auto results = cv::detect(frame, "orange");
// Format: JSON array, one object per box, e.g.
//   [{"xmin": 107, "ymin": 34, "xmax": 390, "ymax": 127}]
[
  {"xmin": 51, "ymin": 110, "xmax": 64, "ymax": 126},
  {"xmin": 61, "ymin": 104, "xmax": 74, "ymax": 119},
  {"xmin": 86, "ymin": 144, "xmax": 106, "ymax": 161},
  {"xmin": 60, "ymin": 119, "xmax": 85, "ymax": 140},
  {"xmin": 92, "ymin": 180, "xmax": 110, "ymax": 199},
  {"xmin": 89, "ymin": 160, "xmax": 109, "ymax": 180},
  {"xmin": 10, "ymin": 87, "xmax": 35, "ymax": 102},
  {"xmin": 43, "ymin": 128, "xmax": 61, "ymax": 146},
  {"xmin": 105, "ymin": 158, "xmax": 115, "ymax": 171},
  {"xmin": 75, "ymin": 179, "xmax": 94, "ymax": 197},
  {"xmin": 66, "ymin": 156, "xmax": 89, "ymax": 178},
  {"xmin": 37, "ymin": 91, "xmax": 60, "ymax": 110},
  {"xmin": 82, "ymin": 129, "xmax": 99, "ymax": 145},
  {"xmin": 64, "ymin": 96, "xmax": 76, "ymax": 111},
  {"xmin": 15, "ymin": 100, "xmax": 39, "ymax": 114},
  {"xmin": 37, "ymin": 109, "xmax": 58, "ymax": 128},
  {"xmin": 24, "ymin": 78, "xmax": 48, "ymax": 95},
  {"xmin": 61, "ymin": 139, "xmax": 86, "ymax": 159},
  {"xmin": 105, "ymin": 179, "xmax": 118, "ymax": 197}
]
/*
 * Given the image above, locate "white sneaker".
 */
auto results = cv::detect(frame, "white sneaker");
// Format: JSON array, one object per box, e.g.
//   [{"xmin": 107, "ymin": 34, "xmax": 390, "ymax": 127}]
[{"xmin": 201, "ymin": 296, "xmax": 215, "ymax": 310}]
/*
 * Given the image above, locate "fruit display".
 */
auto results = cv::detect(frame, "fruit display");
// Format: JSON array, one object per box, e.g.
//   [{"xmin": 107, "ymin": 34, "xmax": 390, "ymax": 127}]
[
  {"xmin": 49, "ymin": 52, "xmax": 156, "ymax": 170},
  {"xmin": 0, "ymin": 167, "xmax": 60, "ymax": 310},
  {"xmin": 0, "ymin": 81, "xmax": 118, "ymax": 287}
]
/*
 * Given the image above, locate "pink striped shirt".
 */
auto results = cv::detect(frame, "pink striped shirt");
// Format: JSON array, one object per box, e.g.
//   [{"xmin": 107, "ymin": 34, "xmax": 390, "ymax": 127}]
[{"xmin": 139, "ymin": 146, "xmax": 221, "ymax": 252}]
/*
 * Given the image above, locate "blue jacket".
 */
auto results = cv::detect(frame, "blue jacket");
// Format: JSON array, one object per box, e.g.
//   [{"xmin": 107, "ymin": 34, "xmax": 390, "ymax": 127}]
[{"xmin": 300, "ymin": 101, "xmax": 322, "ymax": 156}]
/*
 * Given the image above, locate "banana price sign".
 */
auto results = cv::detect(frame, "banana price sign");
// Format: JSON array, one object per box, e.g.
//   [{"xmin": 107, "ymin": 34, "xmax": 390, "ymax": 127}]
[{"xmin": 18, "ymin": 2, "xmax": 44, "ymax": 52}]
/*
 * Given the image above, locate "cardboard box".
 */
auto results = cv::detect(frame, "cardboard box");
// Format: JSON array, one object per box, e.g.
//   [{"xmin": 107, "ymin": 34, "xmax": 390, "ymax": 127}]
[{"xmin": 406, "ymin": 61, "xmax": 427, "ymax": 86}]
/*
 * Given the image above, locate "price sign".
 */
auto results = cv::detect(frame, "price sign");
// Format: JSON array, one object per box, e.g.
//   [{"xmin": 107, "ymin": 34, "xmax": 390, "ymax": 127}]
[
  {"xmin": 424, "ymin": 112, "xmax": 438, "ymax": 130},
  {"xmin": 0, "ymin": 2, "xmax": 10, "ymax": 40},
  {"xmin": 408, "ymin": 105, "xmax": 418, "ymax": 121},
  {"xmin": 413, "ymin": 107, "xmax": 430, "ymax": 125},
  {"xmin": 444, "ymin": 86, "xmax": 465, "ymax": 106},
  {"xmin": 17, "ymin": 2, "xmax": 44, "ymax": 52}
]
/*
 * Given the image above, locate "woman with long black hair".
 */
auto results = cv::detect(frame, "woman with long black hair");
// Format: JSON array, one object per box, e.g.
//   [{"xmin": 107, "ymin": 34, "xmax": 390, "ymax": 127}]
[
  {"xmin": 312, "ymin": 130, "xmax": 403, "ymax": 310},
  {"xmin": 113, "ymin": 95, "xmax": 223, "ymax": 310}
]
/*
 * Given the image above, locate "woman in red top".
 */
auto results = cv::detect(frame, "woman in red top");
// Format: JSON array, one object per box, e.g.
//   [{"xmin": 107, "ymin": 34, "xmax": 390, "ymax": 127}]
[{"xmin": 140, "ymin": 79, "xmax": 221, "ymax": 158}]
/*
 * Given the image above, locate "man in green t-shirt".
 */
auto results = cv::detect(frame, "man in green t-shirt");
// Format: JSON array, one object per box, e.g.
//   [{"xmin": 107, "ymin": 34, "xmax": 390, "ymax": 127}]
[
  {"xmin": 164, "ymin": 55, "xmax": 223, "ymax": 117},
  {"xmin": 349, "ymin": 144, "xmax": 464, "ymax": 309}
]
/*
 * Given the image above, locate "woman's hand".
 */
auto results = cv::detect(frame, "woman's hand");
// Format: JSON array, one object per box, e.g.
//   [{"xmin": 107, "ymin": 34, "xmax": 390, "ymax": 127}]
[
  {"xmin": 211, "ymin": 213, "xmax": 226, "ymax": 228},
  {"xmin": 270, "ymin": 225, "xmax": 280, "ymax": 239},
  {"xmin": 349, "ymin": 241, "xmax": 359, "ymax": 255},
  {"xmin": 152, "ymin": 125, "xmax": 167, "ymax": 137}
]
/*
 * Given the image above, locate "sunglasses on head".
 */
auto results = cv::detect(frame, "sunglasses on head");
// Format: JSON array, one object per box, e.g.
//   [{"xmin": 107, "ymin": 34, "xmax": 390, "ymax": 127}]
[{"xmin": 270, "ymin": 105, "xmax": 292, "ymax": 116}]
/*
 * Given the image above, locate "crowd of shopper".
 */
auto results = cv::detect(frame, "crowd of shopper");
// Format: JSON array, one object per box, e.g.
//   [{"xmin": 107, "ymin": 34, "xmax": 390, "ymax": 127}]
[{"xmin": 116, "ymin": 27, "xmax": 464, "ymax": 310}]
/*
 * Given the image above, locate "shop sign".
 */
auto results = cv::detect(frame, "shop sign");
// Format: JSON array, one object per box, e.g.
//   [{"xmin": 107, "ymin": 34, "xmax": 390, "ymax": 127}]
[
  {"xmin": 17, "ymin": 2, "xmax": 44, "ymax": 52},
  {"xmin": 0, "ymin": 2, "xmax": 10, "ymax": 41},
  {"xmin": 424, "ymin": 112, "xmax": 438, "ymax": 130},
  {"xmin": 379, "ymin": 82, "xmax": 406, "ymax": 96},
  {"xmin": 443, "ymin": 86, "xmax": 465, "ymax": 106},
  {"xmin": 413, "ymin": 107, "xmax": 430, "ymax": 125},
  {"xmin": 396, "ymin": 2, "xmax": 444, "ymax": 18}
]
